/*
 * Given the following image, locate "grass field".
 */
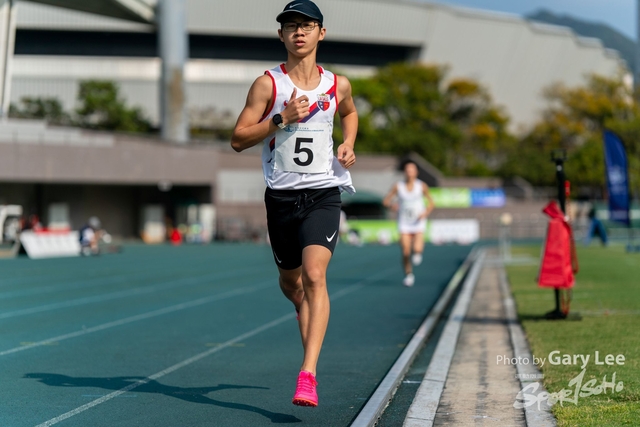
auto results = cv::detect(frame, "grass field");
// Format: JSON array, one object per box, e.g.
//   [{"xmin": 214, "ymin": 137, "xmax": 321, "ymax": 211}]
[{"xmin": 506, "ymin": 244, "xmax": 640, "ymax": 427}]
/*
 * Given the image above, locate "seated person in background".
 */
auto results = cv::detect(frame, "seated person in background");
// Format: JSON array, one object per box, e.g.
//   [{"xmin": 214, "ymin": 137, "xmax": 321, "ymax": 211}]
[
  {"xmin": 22, "ymin": 214, "xmax": 43, "ymax": 232},
  {"xmin": 79, "ymin": 216, "xmax": 103, "ymax": 255}
]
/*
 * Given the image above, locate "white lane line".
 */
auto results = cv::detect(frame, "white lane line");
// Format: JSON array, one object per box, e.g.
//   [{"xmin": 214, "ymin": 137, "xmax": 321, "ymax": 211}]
[
  {"xmin": 34, "ymin": 314, "xmax": 297, "ymax": 427},
  {"xmin": 0, "ymin": 280, "xmax": 274, "ymax": 357},
  {"xmin": 403, "ymin": 250, "xmax": 486, "ymax": 426},
  {"xmin": 350, "ymin": 248, "xmax": 478, "ymax": 427},
  {"xmin": 4, "ymin": 253, "xmax": 392, "ymax": 354},
  {"xmin": 0, "ymin": 252, "xmax": 238, "ymax": 299},
  {"xmin": 2, "ymin": 247, "xmax": 392, "ymax": 314},
  {"xmin": 0, "ymin": 269, "xmax": 175, "ymax": 300},
  {"xmin": 33, "ymin": 270, "xmax": 392, "ymax": 427},
  {"xmin": 0, "ymin": 268, "xmax": 261, "ymax": 320},
  {"xmin": 0, "ymin": 259, "xmax": 174, "ymax": 288}
]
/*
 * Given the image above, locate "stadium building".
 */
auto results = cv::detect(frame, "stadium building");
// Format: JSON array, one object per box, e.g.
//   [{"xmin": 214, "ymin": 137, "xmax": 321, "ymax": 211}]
[
  {"xmin": 0, "ymin": 0, "xmax": 627, "ymax": 242},
  {"xmin": 7, "ymin": 0, "xmax": 625, "ymax": 129}
]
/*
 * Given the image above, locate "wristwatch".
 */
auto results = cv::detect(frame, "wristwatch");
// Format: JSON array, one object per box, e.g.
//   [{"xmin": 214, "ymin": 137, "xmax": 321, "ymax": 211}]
[{"xmin": 272, "ymin": 113, "xmax": 287, "ymax": 130}]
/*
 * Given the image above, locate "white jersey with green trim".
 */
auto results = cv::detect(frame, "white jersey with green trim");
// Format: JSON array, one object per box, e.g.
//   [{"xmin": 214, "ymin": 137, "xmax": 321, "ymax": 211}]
[{"xmin": 260, "ymin": 64, "xmax": 355, "ymax": 194}]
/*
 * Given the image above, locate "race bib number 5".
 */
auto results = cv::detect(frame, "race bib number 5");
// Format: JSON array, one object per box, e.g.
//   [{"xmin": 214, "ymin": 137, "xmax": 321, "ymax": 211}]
[{"xmin": 274, "ymin": 123, "xmax": 331, "ymax": 173}]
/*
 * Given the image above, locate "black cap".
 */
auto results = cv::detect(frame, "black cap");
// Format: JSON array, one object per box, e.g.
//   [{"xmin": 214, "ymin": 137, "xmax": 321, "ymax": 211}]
[{"xmin": 276, "ymin": 1, "xmax": 323, "ymax": 25}]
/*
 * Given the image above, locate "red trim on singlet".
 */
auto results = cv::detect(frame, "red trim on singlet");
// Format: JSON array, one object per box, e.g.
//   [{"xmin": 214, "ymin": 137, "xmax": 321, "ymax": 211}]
[
  {"xmin": 299, "ymin": 81, "xmax": 338, "ymax": 123},
  {"xmin": 317, "ymin": 65, "xmax": 324, "ymax": 74},
  {"xmin": 304, "ymin": 103, "xmax": 319, "ymax": 121},
  {"xmin": 333, "ymin": 74, "xmax": 339, "ymax": 110},
  {"xmin": 259, "ymin": 71, "xmax": 277, "ymax": 122},
  {"xmin": 326, "ymin": 78, "xmax": 338, "ymax": 97},
  {"xmin": 269, "ymin": 137, "xmax": 276, "ymax": 151}
]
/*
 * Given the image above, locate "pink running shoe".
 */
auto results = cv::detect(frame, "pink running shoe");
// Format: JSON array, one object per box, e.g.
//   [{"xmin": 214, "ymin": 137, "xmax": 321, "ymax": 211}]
[{"xmin": 292, "ymin": 371, "xmax": 318, "ymax": 407}]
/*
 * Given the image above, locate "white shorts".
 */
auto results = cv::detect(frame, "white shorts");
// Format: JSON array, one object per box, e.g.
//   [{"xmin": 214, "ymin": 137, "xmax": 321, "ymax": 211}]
[{"xmin": 399, "ymin": 219, "xmax": 426, "ymax": 235}]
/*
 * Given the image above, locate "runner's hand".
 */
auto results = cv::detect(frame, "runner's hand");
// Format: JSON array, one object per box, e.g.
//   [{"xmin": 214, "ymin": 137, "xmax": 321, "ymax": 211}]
[
  {"xmin": 282, "ymin": 88, "xmax": 310, "ymax": 124},
  {"xmin": 337, "ymin": 143, "xmax": 356, "ymax": 168}
]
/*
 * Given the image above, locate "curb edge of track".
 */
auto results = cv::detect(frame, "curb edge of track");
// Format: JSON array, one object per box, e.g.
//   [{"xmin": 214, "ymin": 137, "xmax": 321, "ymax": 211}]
[
  {"xmin": 402, "ymin": 248, "xmax": 486, "ymax": 426},
  {"xmin": 350, "ymin": 246, "xmax": 483, "ymax": 427},
  {"xmin": 498, "ymin": 268, "xmax": 557, "ymax": 427}
]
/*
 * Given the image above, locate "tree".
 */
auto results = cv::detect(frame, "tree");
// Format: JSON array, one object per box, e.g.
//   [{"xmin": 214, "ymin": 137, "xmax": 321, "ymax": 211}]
[
  {"xmin": 76, "ymin": 80, "xmax": 151, "ymax": 133},
  {"xmin": 9, "ymin": 97, "xmax": 71, "ymax": 125},
  {"xmin": 503, "ymin": 72, "xmax": 640, "ymax": 192},
  {"xmin": 189, "ymin": 106, "xmax": 235, "ymax": 141},
  {"xmin": 341, "ymin": 63, "xmax": 513, "ymax": 176}
]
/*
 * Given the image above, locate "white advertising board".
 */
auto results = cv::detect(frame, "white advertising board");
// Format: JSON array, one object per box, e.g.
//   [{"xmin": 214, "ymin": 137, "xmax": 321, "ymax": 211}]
[
  {"xmin": 429, "ymin": 219, "xmax": 480, "ymax": 245},
  {"xmin": 20, "ymin": 231, "xmax": 81, "ymax": 259}
]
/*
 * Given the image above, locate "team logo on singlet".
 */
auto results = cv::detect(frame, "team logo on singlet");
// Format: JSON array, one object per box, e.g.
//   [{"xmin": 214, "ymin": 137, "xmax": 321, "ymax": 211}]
[{"xmin": 317, "ymin": 93, "xmax": 330, "ymax": 111}]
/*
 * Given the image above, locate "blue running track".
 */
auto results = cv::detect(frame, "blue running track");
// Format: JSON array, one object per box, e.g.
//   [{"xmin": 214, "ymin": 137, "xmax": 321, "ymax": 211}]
[{"xmin": 0, "ymin": 243, "xmax": 470, "ymax": 427}]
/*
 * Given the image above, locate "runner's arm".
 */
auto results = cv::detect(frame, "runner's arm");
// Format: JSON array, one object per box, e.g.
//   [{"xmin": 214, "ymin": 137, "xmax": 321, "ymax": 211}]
[
  {"xmin": 336, "ymin": 76, "xmax": 357, "ymax": 168},
  {"xmin": 383, "ymin": 184, "xmax": 398, "ymax": 209},
  {"xmin": 423, "ymin": 182, "xmax": 435, "ymax": 217},
  {"xmin": 231, "ymin": 75, "xmax": 277, "ymax": 152},
  {"xmin": 231, "ymin": 77, "xmax": 311, "ymax": 152}
]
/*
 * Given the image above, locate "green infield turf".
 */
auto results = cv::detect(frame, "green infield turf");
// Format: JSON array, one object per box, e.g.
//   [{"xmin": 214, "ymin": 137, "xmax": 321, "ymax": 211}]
[{"xmin": 506, "ymin": 244, "xmax": 640, "ymax": 427}]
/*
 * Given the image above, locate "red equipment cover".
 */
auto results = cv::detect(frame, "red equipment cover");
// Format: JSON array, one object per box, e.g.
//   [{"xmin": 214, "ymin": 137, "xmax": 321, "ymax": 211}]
[{"xmin": 538, "ymin": 201, "xmax": 576, "ymax": 289}]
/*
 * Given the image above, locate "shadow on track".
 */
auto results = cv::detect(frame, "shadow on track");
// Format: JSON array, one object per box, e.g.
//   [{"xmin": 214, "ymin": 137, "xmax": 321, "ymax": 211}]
[{"xmin": 25, "ymin": 373, "xmax": 301, "ymax": 424}]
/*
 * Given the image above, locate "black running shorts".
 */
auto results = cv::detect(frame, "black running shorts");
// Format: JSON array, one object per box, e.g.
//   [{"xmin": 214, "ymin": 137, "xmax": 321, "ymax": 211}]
[{"xmin": 265, "ymin": 187, "xmax": 342, "ymax": 270}]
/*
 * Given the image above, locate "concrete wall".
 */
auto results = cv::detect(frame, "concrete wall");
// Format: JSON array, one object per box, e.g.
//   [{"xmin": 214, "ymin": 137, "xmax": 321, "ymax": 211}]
[
  {"xmin": 0, "ymin": 126, "xmax": 219, "ymax": 185},
  {"xmin": 0, "ymin": 124, "xmax": 552, "ymax": 239},
  {"xmin": 0, "ymin": 121, "xmax": 222, "ymax": 238},
  {"xmin": 0, "ymin": 125, "xmax": 404, "ymax": 239}
]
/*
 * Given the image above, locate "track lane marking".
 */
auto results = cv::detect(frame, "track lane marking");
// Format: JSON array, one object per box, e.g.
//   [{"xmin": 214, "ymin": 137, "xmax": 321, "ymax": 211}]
[
  {"xmin": 0, "ymin": 281, "xmax": 274, "ymax": 356},
  {"xmin": 0, "ymin": 267, "xmax": 265, "ymax": 320},
  {"xmin": 32, "ymin": 269, "xmax": 394, "ymax": 427},
  {"xmin": 3, "ymin": 251, "xmax": 393, "ymax": 355}
]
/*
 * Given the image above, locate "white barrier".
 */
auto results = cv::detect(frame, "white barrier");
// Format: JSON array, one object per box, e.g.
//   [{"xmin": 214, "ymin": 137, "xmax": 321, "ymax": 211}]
[
  {"xmin": 20, "ymin": 231, "xmax": 81, "ymax": 259},
  {"xmin": 429, "ymin": 219, "xmax": 480, "ymax": 245}
]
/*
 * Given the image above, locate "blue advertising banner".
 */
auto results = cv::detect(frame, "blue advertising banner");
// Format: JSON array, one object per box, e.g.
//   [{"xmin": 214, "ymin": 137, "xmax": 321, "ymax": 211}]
[
  {"xmin": 470, "ymin": 189, "xmax": 506, "ymax": 208},
  {"xmin": 603, "ymin": 130, "xmax": 630, "ymax": 226}
]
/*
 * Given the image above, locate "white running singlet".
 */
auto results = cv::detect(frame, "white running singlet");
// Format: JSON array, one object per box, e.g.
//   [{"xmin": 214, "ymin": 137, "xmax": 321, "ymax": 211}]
[
  {"xmin": 397, "ymin": 180, "xmax": 427, "ymax": 234},
  {"xmin": 260, "ymin": 64, "xmax": 355, "ymax": 194}
]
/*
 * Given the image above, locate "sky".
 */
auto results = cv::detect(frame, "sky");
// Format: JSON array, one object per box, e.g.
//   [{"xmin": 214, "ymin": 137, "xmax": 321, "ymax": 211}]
[{"xmin": 420, "ymin": 0, "xmax": 636, "ymax": 39}]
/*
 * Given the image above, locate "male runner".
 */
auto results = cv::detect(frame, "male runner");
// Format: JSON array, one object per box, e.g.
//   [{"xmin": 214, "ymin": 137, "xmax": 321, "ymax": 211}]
[
  {"xmin": 383, "ymin": 162, "xmax": 434, "ymax": 287},
  {"xmin": 230, "ymin": 0, "xmax": 358, "ymax": 407}
]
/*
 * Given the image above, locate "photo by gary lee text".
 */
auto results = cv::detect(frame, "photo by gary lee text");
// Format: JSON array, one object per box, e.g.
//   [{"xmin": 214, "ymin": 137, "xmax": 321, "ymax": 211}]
[{"xmin": 497, "ymin": 351, "xmax": 625, "ymax": 370}]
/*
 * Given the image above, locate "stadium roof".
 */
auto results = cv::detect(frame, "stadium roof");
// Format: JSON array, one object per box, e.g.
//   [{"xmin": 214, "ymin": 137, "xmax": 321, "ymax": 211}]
[{"xmin": 24, "ymin": 0, "xmax": 155, "ymax": 23}]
